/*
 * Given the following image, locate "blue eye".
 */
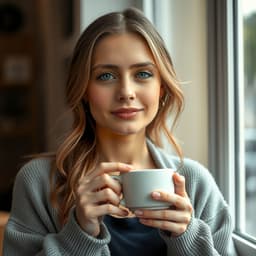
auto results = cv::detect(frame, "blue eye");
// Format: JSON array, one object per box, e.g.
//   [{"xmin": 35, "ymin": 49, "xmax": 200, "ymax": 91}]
[
  {"xmin": 97, "ymin": 73, "xmax": 115, "ymax": 81},
  {"xmin": 136, "ymin": 71, "xmax": 153, "ymax": 79}
]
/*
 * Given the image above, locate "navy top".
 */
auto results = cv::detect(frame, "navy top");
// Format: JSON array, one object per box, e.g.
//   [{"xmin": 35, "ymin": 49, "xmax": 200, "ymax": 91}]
[{"xmin": 104, "ymin": 215, "xmax": 167, "ymax": 256}]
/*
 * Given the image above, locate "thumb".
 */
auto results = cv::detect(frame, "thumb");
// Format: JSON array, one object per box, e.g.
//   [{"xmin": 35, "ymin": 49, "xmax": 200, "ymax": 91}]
[{"xmin": 173, "ymin": 172, "xmax": 187, "ymax": 197}]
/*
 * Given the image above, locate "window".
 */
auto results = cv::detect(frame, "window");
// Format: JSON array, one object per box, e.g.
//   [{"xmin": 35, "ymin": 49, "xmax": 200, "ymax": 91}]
[
  {"xmin": 236, "ymin": 0, "xmax": 256, "ymax": 239},
  {"xmin": 208, "ymin": 0, "xmax": 256, "ymax": 254}
]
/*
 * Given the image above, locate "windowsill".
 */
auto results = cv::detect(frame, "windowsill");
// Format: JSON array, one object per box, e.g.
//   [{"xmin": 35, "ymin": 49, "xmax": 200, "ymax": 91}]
[{"xmin": 233, "ymin": 234, "xmax": 256, "ymax": 255}]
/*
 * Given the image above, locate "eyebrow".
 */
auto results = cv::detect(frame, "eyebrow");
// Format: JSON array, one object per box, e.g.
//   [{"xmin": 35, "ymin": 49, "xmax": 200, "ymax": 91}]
[{"xmin": 92, "ymin": 62, "xmax": 156, "ymax": 71}]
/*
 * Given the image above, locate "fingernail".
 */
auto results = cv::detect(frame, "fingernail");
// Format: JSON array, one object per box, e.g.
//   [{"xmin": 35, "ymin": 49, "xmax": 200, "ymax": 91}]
[
  {"xmin": 152, "ymin": 191, "xmax": 161, "ymax": 199},
  {"xmin": 178, "ymin": 174, "xmax": 185, "ymax": 182},
  {"xmin": 134, "ymin": 210, "xmax": 143, "ymax": 216},
  {"xmin": 124, "ymin": 164, "xmax": 133, "ymax": 169},
  {"xmin": 122, "ymin": 209, "xmax": 129, "ymax": 216},
  {"xmin": 175, "ymin": 173, "xmax": 183, "ymax": 182}
]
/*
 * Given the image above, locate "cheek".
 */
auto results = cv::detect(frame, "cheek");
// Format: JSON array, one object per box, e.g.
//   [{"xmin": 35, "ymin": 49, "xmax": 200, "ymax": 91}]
[
  {"xmin": 144, "ymin": 89, "xmax": 161, "ymax": 108},
  {"xmin": 87, "ymin": 87, "xmax": 109, "ymax": 112},
  {"xmin": 90, "ymin": 95, "xmax": 105, "ymax": 108}
]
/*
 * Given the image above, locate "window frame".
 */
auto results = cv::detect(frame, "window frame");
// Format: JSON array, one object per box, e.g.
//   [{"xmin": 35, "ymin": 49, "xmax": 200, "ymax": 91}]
[{"xmin": 207, "ymin": 0, "xmax": 256, "ymax": 254}]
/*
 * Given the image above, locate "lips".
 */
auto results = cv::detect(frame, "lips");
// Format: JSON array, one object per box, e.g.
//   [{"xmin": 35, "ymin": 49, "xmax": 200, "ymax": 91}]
[{"xmin": 111, "ymin": 107, "xmax": 143, "ymax": 119}]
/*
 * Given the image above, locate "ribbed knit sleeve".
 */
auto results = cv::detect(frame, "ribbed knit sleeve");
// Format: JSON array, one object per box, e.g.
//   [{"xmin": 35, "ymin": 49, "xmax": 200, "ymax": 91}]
[
  {"xmin": 159, "ymin": 209, "xmax": 236, "ymax": 256},
  {"xmin": 3, "ymin": 159, "xmax": 111, "ymax": 256},
  {"xmin": 159, "ymin": 158, "xmax": 238, "ymax": 256}
]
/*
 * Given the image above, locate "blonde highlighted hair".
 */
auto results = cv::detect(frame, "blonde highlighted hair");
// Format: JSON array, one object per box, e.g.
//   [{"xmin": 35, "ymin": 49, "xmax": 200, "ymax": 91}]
[{"xmin": 50, "ymin": 7, "xmax": 184, "ymax": 225}]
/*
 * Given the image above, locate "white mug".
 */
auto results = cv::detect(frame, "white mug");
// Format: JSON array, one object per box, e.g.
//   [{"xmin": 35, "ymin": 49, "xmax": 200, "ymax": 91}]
[{"xmin": 112, "ymin": 168, "xmax": 174, "ymax": 211}]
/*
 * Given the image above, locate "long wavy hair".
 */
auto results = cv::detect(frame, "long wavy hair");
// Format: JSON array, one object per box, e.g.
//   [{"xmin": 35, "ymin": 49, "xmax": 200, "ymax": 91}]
[{"xmin": 50, "ymin": 7, "xmax": 184, "ymax": 225}]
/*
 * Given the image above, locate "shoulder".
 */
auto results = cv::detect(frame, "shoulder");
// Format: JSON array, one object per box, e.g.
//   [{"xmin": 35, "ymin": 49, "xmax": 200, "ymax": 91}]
[
  {"xmin": 14, "ymin": 157, "xmax": 53, "ymax": 194},
  {"xmin": 8, "ymin": 157, "xmax": 60, "ymax": 235},
  {"xmin": 167, "ymin": 154, "xmax": 221, "ymax": 197},
  {"xmin": 18, "ymin": 157, "xmax": 52, "ymax": 180},
  {"xmin": 148, "ymin": 140, "xmax": 216, "ymax": 186},
  {"xmin": 148, "ymin": 140, "xmax": 209, "ymax": 179},
  {"xmin": 179, "ymin": 157, "xmax": 213, "ymax": 182},
  {"xmin": 148, "ymin": 141, "xmax": 223, "ymax": 198},
  {"xmin": 11, "ymin": 158, "xmax": 55, "ymax": 217}
]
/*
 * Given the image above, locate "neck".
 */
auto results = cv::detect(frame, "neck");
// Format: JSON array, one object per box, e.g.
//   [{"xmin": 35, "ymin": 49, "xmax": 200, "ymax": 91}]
[{"xmin": 96, "ymin": 133, "xmax": 155, "ymax": 170}]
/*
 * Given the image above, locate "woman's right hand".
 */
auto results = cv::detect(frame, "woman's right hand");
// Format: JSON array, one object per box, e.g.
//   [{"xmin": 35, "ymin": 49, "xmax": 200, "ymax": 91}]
[{"xmin": 75, "ymin": 162, "xmax": 132, "ymax": 237}]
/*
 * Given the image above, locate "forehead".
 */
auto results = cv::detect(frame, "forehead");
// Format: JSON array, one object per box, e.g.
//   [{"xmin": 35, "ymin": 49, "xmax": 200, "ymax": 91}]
[{"xmin": 91, "ymin": 32, "xmax": 156, "ymax": 66}]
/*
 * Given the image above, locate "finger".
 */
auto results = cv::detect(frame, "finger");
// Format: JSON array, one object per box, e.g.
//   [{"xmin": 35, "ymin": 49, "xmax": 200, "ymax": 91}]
[
  {"xmin": 95, "ymin": 188, "xmax": 122, "ymax": 206},
  {"xmin": 87, "ymin": 162, "xmax": 133, "ymax": 180},
  {"xmin": 79, "ymin": 173, "xmax": 122, "ymax": 194},
  {"xmin": 173, "ymin": 173, "xmax": 187, "ymax": 197},
  {"xmin": 139, "ymin": 218, "xmax": 188, "ymax": 235},
  {"xmin": 91, "ymin": 204, "xmax": 129, "ymax": 218},
  {"xmin": 151, "ymin": 191, "xmax": 192, "ymax": 211},
  {"xmin": 78, "ymin": 187, "xmax": 122, "ymax": 207},
  {"xmin": 134, "ymin": 209, "xmax": 191, "ymax": 224}
]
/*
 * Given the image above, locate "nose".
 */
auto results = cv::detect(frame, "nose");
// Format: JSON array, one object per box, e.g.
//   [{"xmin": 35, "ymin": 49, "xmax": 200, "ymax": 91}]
[
  {"xmin": 118, "ymin": 92, "xmax": 135, "ymax": 101},
  {"xmin": 117, "ymin": 77, "xmax": 136, "ymax": 101}
]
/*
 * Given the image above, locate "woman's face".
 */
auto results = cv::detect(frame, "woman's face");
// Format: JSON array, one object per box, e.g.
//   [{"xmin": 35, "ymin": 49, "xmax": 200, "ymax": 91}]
[{"xmin": 86, "ymin": 32, "xmax": 162, "ymax": 138}]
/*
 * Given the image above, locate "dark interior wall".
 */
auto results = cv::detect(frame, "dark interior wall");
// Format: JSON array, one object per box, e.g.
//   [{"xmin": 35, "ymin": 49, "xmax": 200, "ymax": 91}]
[
  {"xmin": 0, "ymin": 0, "xmax": 44, "ymax": 210},
  {"xmin": 0, "ymin": 0, "xmax": 80, "ymax": 211}
]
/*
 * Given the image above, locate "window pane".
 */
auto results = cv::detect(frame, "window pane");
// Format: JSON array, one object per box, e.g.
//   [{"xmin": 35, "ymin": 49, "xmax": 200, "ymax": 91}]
[{"xmin": 242, "ymin": 0, "xmax": 256, "ymax": 238}]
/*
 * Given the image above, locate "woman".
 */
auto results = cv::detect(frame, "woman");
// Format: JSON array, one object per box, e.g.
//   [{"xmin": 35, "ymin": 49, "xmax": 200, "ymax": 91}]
[{"xmin": 3, "ymin": 7, "xmax": 237, "ymax": 256}]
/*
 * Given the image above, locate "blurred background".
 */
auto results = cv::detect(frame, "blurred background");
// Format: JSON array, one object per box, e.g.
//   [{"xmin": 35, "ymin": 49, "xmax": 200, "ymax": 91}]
[
  {"xmin": 0, "ymin": 0, "xmax": 208, "ymax": 211},
  {"xmin": 0, "ymin": 0, "xmax": 81, "ymax": 210}
]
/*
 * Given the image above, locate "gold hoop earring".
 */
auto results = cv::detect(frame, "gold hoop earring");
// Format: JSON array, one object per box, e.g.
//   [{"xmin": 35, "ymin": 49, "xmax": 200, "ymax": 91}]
[{"xmin": 160, "ymin": 94, "xmax": 168, "ymax": 108}]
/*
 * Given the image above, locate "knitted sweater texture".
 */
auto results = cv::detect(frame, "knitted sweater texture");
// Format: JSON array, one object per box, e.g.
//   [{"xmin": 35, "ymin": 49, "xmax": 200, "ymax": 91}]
[{"xmin": 3, "ymin": 141, "xmax": 237, "ymax": 255}]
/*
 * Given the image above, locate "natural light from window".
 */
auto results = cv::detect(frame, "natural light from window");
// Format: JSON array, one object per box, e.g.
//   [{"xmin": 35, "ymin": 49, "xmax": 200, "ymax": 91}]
[{"xmin": 242, "ymin": 0, "xmax": 256, "ymax": 239}]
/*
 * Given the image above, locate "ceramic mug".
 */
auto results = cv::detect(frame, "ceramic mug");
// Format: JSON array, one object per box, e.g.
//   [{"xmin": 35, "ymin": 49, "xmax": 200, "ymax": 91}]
[{"xmin": 112, "ymin": 168, "xmax": 175, "ymax": 211}]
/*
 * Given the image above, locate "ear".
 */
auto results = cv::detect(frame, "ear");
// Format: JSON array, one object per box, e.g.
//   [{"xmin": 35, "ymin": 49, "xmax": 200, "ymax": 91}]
[{"xmin": 159, "ymin": 85, "xmax": 164, "ymax": 99}]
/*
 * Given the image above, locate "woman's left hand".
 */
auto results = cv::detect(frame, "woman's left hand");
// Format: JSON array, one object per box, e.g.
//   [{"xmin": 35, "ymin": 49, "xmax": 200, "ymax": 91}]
[{"xmin": 134, "ymin": 172, "xmax": 193, "ymax": 237}]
